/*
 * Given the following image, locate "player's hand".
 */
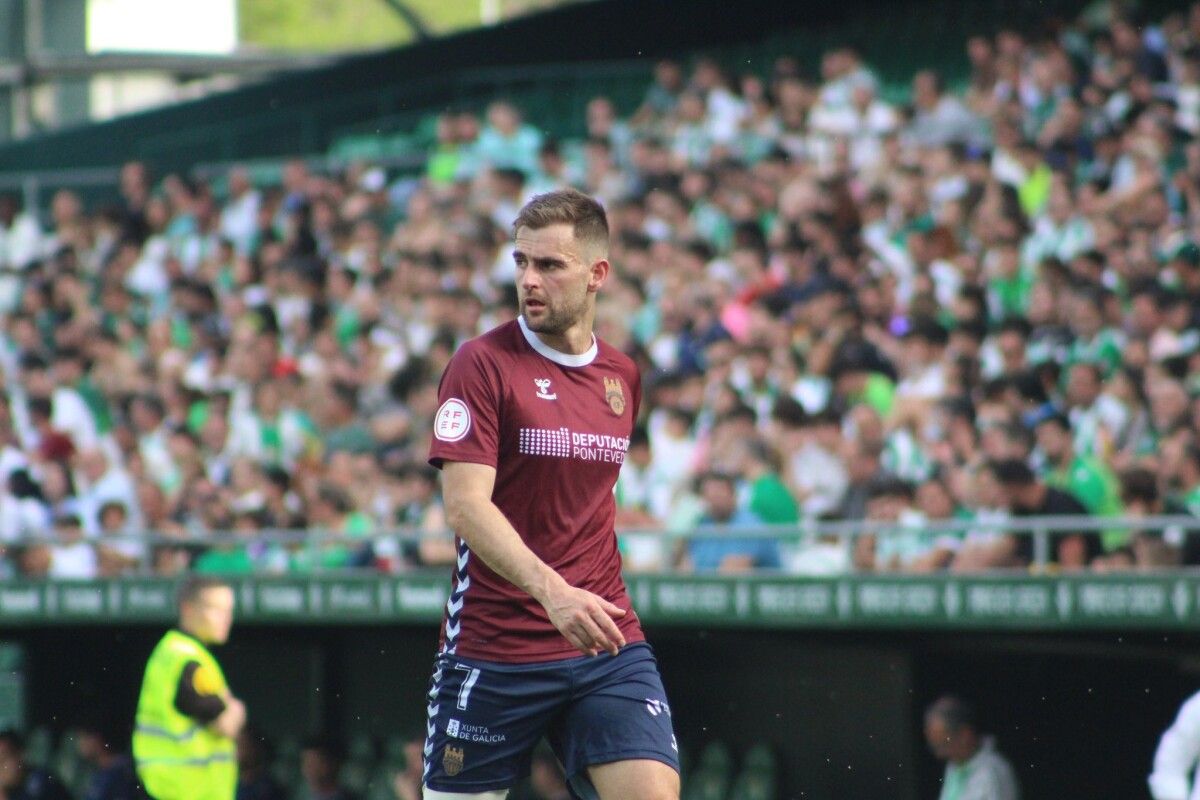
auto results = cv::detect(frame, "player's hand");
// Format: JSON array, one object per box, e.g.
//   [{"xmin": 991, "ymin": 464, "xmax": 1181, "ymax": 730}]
[{"xmin": 543, "ymin": 582, "xmax": 627, "ymax": 657}]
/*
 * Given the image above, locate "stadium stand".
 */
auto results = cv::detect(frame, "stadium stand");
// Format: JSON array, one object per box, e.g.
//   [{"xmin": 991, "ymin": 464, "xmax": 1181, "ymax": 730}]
[{"xmin": 6, "ymin": 0, "xmax": 1200, "ymax": 797}]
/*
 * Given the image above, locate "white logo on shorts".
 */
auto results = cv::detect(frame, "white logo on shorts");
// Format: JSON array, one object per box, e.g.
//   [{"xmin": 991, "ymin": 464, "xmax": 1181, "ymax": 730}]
[
  {"xmin": 446, "ymin": 719, "xmax": 461, "ymax": 738},
  {"xmin": 645, "ymin": 698, "xmax": 671, "ymax": 717},
  {"xmin": 434, "ymin": 399, "xmax": 472, "ymax": 442}
]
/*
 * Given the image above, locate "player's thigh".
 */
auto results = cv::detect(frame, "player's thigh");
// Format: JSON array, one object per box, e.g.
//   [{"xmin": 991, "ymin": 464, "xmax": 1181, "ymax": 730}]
[
  {"xmin": 550, "ymin": 643, "xmax": 680, "ymax": 795},
  {"xmin": 587, "ymin": 758, "xmax": 680, "ymax": 800},
  {"xmin": 423, "ymin": 653, "xmax": 568, "ymax": 794}
]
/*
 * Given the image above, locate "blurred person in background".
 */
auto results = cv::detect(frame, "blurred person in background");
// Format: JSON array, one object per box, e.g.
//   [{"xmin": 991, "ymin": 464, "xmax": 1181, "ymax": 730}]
[
  {"xmin": 134, "ymin": 576, "xmax": 245, "ymax": 800},
  {"xmin": 925, "ymin": 696, "xmax": 1020, "ymax": 800},
  {"xmin": 990, "ymin": 458, "xmax": 1094, "ymax": 570},
  {"xmin": 298, "ymin": 736, "xmax": 354, "ymax": 800},
  {"xmin": 0, "ymin": 728, "xmax": 71, "ymax": 800},
  {"xmin": 76, "ymin": 719, "xmax": 138, "ymax": 800},
  {"xmin": 234, "ymin": 727, "xmax": 286, "ymax": 800},
  {"xmin": 680, "ymin": 471, "xmax": 779, "ymax": 573}
]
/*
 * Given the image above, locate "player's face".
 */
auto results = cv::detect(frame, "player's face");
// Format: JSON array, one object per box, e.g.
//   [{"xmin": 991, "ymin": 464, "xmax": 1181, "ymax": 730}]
[
  {"xmin": 514, "ymin": 223, "xmax": 602, "ymax": 337},
  {"xmin": 186, "ymin": 586, "xmax": 236, "ymax": 645}
]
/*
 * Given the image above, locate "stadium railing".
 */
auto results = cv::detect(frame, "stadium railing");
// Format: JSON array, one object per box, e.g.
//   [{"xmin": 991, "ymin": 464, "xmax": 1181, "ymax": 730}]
[{"xmin": 4, "ymin": 514, "xmax": 1198, "ymax": 575}]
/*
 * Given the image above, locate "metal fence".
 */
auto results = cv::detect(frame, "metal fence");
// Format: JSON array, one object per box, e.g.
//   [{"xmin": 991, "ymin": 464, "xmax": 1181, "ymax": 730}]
[{"xmin": 6, "ymin": 514, "xmax": 1199, "ymax": 577}]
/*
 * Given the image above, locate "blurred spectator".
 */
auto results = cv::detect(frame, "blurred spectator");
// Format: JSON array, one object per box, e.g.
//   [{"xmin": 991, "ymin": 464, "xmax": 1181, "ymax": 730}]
[
  {"xmin": 298, "ymin": 735, "xmax": 355, "ymax": 800},
  {"xmin": 76, "ymin": 720, "xmax": 138, "ymax": 800},
  {"xmin": 95, "ymin": 501, "xmax": 142, "ymax": 577},
  {"xmin": 1033, "ymin": 411, "xmax": 1123, "ymax": 545},
  {"xmin": 473, "ymin": 101, "xmax": 543, "ymax": 176},
  {"xmin": 236, "ymin": 727, "xmax": 287, "ymax": 800},
  {"xmin": 855, "ymin": 476, "xmax": 955, "ymax": 573},
  {"xmin": 925, "ymin": 696, "xmax": 1020, "ymax": 800},
  {"xmin": 388, "ymin": 733, "xmax": 424, "ymax": 800},
  {"xmin": 681, "ymin": 471, "xmax": 780, "ymax": 573},
  {"xmin": 8, "ymin": 6, "xmax": 1200, "ymax": 578},
  {"xmin": 991, "ymin": 458, "xmax": 1094, "ymax": 570},
  {"xmin": 0, "ymin": 728, "xmax": 72, "ymax": 800},
  {"xmin": 48, "ymin": 513, "xmax": 96, "ymax": 579}
]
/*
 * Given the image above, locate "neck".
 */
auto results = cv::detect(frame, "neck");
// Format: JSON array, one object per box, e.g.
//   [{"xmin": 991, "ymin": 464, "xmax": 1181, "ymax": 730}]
[
  {"xmin": 179, "ymin": 623, "xmax": 207, "ymax": 644},
  {"xmin": 535, "ymin": 308, "xmax": 596, "ymax": 355},
  {"xmin": 518, "ymin": 315, "xmax": 598, "ymax": 367},
  {"xmin": 953, "ymin": 741, "xmax": 981, "ymax": 765}
]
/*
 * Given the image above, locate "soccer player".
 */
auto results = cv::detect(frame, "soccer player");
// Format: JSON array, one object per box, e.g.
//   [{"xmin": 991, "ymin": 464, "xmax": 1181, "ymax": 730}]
[
  {"xmin": 133, "ymin": 576, "xmax": 246, "ymax": 800},
  {"xmin": 423, "ymin": 189, "xmax": 679, "ymax": 800}
]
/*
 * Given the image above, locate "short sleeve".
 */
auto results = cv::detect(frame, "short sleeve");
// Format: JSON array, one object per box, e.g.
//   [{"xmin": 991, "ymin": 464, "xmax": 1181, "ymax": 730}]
[
  {"xmin": 428, "ymin": 343, "xmax": 503, "ymax": 470},
  {"xmin": 630, "ymin": 364, "xmax": 643, "ymax": 419}
]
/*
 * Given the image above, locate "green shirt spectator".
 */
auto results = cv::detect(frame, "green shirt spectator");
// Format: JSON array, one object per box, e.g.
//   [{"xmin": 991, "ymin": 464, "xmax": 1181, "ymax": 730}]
[{"xmin": 1036, "ymin": 412, "xmax": 1125, "ymax": 551}]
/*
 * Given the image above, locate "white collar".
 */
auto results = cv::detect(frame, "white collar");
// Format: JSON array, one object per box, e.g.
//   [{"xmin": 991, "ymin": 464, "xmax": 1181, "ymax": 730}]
[{"xmin": 517, "ymin": 315, "xmax": 597, "ymax": 367}]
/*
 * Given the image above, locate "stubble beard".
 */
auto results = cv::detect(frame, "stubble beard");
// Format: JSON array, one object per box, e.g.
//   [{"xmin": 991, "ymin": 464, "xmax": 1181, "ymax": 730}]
[{"xmin": 523, "ymin": 293, "xmax": 588, "ymax": 336}]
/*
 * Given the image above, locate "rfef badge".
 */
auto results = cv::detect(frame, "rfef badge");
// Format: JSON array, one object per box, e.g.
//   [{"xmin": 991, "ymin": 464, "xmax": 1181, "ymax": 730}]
[
  {"xmin": 604, "ymin": 377, "xmax": 625, "ymax": 416},
  {"xmin": 443, "ymin": 745, "xmax": 465, "ymax": 776}
]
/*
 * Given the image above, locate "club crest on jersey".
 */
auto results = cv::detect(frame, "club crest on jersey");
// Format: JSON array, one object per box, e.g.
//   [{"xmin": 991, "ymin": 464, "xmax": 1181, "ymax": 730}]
[
  {"xmin": 604, "ymin": 377, "xmax": 625, "ymax": 416},
  {"xmin": 443, "ymin": 745, "xmax": 464, "ymax": 776},
  {"xmin": 534, "ymin": 378, "xmax": 557, "ymax": 400}
]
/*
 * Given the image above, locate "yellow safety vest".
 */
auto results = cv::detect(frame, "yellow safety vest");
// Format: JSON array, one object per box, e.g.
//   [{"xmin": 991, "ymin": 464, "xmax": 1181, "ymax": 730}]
[{"xmin": 133, "ymin": 629, "xmax": 237, "ymax": 800}]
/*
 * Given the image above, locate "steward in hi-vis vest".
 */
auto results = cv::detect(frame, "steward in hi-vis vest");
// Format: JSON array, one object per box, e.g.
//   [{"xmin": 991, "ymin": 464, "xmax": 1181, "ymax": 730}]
[{"xmin": 133, "ymin": 577, "xmax": 245, "ymax": 800}]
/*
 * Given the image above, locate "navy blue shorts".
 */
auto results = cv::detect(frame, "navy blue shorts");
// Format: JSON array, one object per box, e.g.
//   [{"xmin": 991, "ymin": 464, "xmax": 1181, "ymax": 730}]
[{"xmin": 422, "ymin": 642, "xmax": 679, "ymax": 796}]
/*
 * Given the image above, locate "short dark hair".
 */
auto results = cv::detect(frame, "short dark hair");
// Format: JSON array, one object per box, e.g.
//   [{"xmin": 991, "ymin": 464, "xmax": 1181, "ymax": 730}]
[
  {"xmin": 868, "ymin": 476, "xmax": 915, "ymax": 501},
  {"xmin": 177, "ymin": 576, "xmax": 231, "ymax": 610},
  {"xmin": 301, "ymin": 734, "xmax": 345, "ymax": 762},
  {"xmin": 1035, "ymin": 412, "xmax": 1071, "ymax": 433},
  {"xmin": 697, "ymin": 471, "xmax": 738, "ymax": 492},
  {"xmin": 512, "ymin": 189, "xmax": 609, "ymax": 255},
  {"xmin": 1120, "ymin": 468, "xmax": 1159, "ymax": 506},
  {"xmin": 28, "ymin": 396, "xmax": 52, "ymax": 420},
  {"xmin": 925, "ymin": 695, "xmax": 978, "ymax": 733},
  {"xmin": 989, "ymin": 458, "xmax": 1035, "ymax": 487}
]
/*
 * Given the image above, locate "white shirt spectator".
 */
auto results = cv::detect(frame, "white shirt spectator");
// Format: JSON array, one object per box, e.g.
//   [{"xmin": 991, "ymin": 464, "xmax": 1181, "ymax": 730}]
[
  {"xmin": 0, "ymin": 493, "xmax": 49, "ymax": 545},
  {"xmin": 896, "ymin": 362, "xmax": 947, "ymax": 402},
  {"xmin": 1149, "ymin": 689, "xmax": 1200, "ymax": 800},
  {"xmin": 220, "ymin": 187, "xmax": 261, "ymax": 255},
  {"xmin": 787, "ymin": 441, "xmax": 848, "ymax": 518},
  {"xmin": 8, "ymin": 386, "xmax": 96, "ymax": 453},
  {"xmin": 126, "ymin": 234, "xmax": 171, "ymax": 300},
  {"xmin": 77, "ymin": 464, "xmax": 142, "ymax": 536},
  {"xmin": 49, "ymin": 541, "xmax": 97, "ymax": 579},
  {"xmin": 0, "ymin": 212, "xmax": 44, "ymax": 271},
  {"xmin": 705, "ymin": 87, "xmax": 747, "ymax": 145},
  {"xmin": 910, "ymin": 96, "xmax": 982, "ymax": 148},
  {"xmin": 51, "ymin": 386, "xmax": 98, "ymax": 451},
  {"xmin": 939, "ymin": 736, "xmax": 1021, "ymax": 800}
]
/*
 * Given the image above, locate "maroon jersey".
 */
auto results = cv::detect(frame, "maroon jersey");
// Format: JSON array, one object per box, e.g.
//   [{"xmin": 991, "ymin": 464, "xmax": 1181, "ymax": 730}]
[{"xmin": 428, "ymin": 317, "xmax": 645, "ymax": 662}]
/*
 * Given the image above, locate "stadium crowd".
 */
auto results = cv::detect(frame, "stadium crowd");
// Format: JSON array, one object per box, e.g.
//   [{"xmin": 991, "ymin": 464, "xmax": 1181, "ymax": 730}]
[{"xmin": 2, "ymin": 4, "xmax": 1200, "ymax": 577}]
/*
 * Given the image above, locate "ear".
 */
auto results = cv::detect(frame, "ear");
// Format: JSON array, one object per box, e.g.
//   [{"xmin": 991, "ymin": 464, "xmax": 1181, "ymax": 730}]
[{"xmin": 586, "ymin": 257, "xmax": 610, "ymax": 293}]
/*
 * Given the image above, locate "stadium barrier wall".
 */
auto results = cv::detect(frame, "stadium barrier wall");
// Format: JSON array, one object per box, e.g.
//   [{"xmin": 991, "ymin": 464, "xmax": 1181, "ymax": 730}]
[{"xmin": 3, "ymin": 573, "xmax": 1200, "ymax": 629}]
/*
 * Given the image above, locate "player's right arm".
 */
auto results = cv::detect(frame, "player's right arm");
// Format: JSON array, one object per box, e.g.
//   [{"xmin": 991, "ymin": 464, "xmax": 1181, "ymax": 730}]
[{"xmin": 442, "ymin": 460, "xmax": 626, "ymax": 657}]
